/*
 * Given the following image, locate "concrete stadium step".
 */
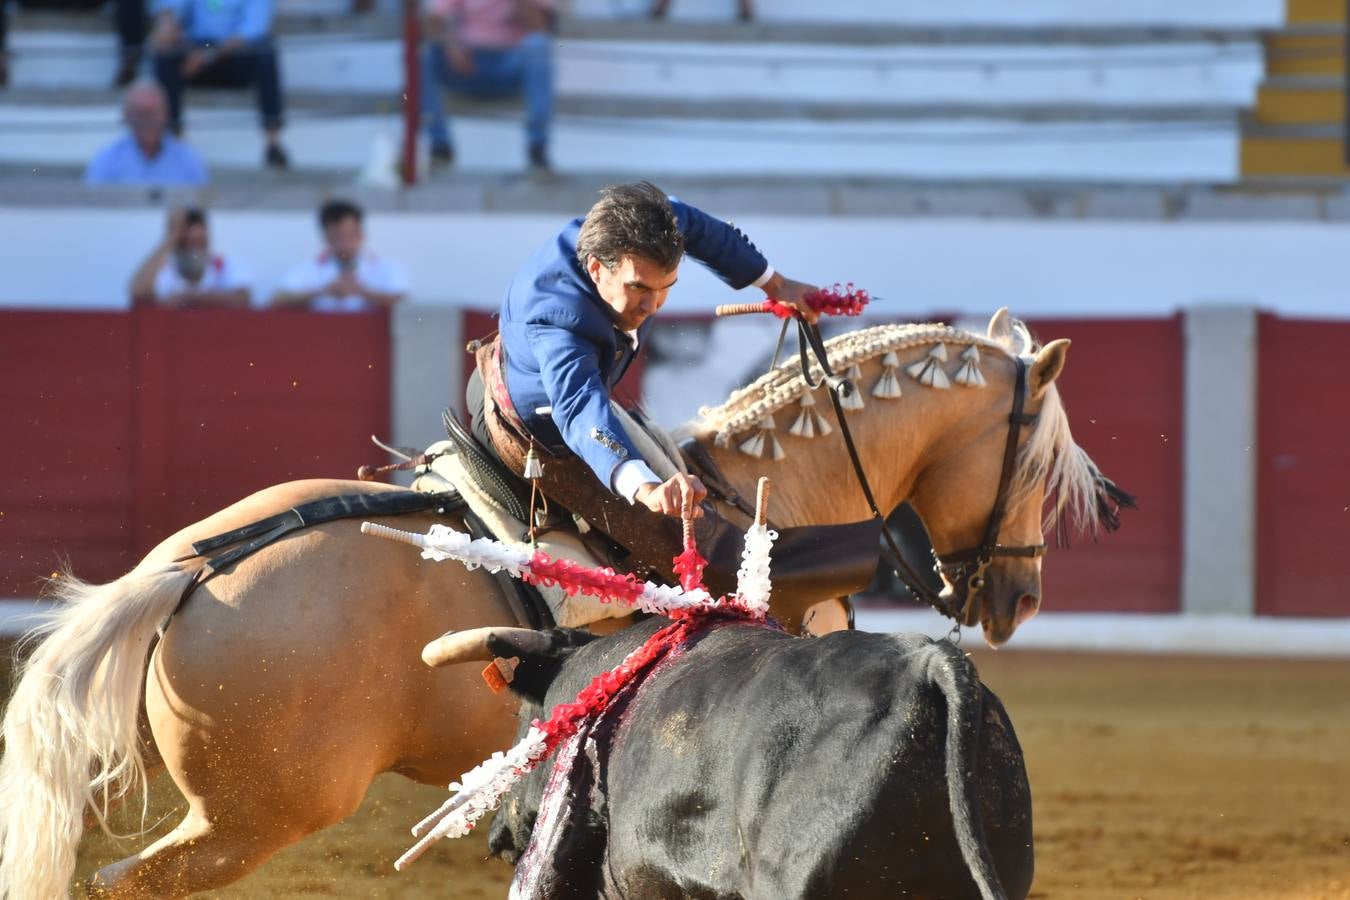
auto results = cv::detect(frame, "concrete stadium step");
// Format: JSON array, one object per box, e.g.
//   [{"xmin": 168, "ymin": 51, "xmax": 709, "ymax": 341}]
[
  {"xmin": 0, "ymin": 85, "xmax": 1241, "ymax": 127},
  {"xmin": 567, "ymin": 0, "xmax": 1286, "ymax": 29},
  {"xmin": 562, "ymin": 19, "xmax": 1269, "ymax": 46},
  {"xmin": 4, "ymin": 29, "xmax": 1267, "ymax": 110},
  {"xmin": 0, "ymin": 102, "xmax": 1243, "ymax": 183},
  {"xmin": 1254, "ymin": 75, "xmax": 1345, "ymax": 125}
]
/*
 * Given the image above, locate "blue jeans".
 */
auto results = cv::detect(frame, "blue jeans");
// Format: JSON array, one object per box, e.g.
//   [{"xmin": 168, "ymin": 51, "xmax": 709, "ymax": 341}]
[
  {"xmin": 420, "ymin": 33, "xmax": 553, "ymax": 151},
  {"xmin": 154, "ymin": 40, "xmax": 284, "ymax": 131}
]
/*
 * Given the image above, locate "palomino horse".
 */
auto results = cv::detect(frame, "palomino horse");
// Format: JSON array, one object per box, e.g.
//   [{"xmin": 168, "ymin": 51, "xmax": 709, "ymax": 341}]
[{"xmin": 0, "ymin": 313, "xmax": 1123, "ymax": 898}]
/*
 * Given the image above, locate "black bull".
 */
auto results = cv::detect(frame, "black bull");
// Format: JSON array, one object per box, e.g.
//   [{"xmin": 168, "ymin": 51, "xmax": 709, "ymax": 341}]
[{"xmin": 479, "ymin": 620, "xmax": 1034, "ymax": 900}]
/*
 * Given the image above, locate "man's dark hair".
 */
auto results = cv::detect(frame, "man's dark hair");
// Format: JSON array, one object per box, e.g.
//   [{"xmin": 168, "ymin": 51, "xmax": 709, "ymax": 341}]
[
  {"xmin": 319, "ymin": 198, "xmax": 364, "ymax": 229},
  {"xmin": 182, "ymin": 207, "xmax": 207, "ymax": 229},
  {"xmin": 575, "ymin": 181, "xmax": 683, "ymax": 273}
]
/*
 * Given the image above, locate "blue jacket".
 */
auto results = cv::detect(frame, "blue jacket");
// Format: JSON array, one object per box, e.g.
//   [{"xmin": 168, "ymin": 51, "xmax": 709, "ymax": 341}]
[{"xmin": 499, "ymin": 198, "xmax": 768, "ymax": 491}]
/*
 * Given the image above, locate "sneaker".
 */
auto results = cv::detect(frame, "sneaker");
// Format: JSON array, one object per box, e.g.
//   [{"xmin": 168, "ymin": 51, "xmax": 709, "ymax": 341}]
[
  {"xmin": 527, "ymin": 144, "xmax": 550, "ymax": 173},
  {"xmin": 429, "ymin": 143, "xmax": 455, "ymax": 171},
  {"xmin": 264, "ymin": 142, "xmax": 290, "ymax": 170}
]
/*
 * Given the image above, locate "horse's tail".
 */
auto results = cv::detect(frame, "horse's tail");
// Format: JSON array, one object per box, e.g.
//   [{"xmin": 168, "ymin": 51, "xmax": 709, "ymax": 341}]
[{"xmin": 0, "ymin": 563, "xmax": 193, "ymax": 900}]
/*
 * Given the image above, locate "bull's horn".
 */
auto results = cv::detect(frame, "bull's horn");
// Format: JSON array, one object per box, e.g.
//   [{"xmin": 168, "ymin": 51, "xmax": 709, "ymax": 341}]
[{"xmin": 421, "ymin": 627, "xmax": 550, "ymax": 668}]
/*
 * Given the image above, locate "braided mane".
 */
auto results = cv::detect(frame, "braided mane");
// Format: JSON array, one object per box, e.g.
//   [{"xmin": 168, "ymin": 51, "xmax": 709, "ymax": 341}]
[
  {"xmin": 698, "ymin": 323, "xmax": 1004, "ymax": 444},
  {"xmin": 693, "ymin": 321, "xmax": 1129, "ymax": 536}
]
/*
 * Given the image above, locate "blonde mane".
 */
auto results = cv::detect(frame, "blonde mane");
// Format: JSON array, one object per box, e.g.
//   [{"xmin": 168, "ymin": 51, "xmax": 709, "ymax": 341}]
[{"xmin": 693, "ymin": 320, "xmax": 1117, "ymax": 537}]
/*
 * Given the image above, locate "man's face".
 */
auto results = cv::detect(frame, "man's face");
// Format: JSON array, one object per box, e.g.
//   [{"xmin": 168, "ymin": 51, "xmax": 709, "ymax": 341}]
[
  {"xmin": 124, "ymin": 91, "xmax": 167, "ymax": 153},
  {"xmin": 587, "ymin": 254, "xmax": 678, "ymax": 332},
  {"xmin": 175, "ymin": 223, "xmax": 210, "ymax": 282},
  {"xmin": 324, "ymin": 217, "xmax": 364, "ymax": 263}
]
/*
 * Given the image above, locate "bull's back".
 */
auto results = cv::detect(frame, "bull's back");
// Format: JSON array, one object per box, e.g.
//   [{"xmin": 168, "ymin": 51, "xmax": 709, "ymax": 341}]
[{"xmin": 599, "ymin": 627, "xmax": 1032, "ymax": 899}]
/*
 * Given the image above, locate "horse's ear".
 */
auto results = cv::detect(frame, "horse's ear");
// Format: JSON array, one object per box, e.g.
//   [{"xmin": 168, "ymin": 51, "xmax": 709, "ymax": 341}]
[
  {"xmin": 987, "ymin": 308, "xmax": 1014, "ymax": 345},
  {"xmin": 1029, "ymin": 338, "xmax": 1070, "ymax": 399}
]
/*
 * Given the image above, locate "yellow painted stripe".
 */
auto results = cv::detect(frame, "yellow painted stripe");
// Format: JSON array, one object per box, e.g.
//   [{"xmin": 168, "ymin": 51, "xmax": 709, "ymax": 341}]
[
  {"xmin": 1286, "ymin": 0, "xmax": 1345, "ymax": 25},
  {"xmin": 1256, "ymin": 84, "xmax": 1345, "ymax": 124},
  {"xmin": 1241, "ymin": 135, "xmax": 1350, "ymax": 176}
]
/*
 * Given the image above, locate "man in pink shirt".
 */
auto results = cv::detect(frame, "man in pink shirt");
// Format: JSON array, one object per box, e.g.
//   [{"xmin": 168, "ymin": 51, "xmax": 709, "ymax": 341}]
[{"xmin": 421, "ymin": 0, "xmax": 555, "ymax": 173}]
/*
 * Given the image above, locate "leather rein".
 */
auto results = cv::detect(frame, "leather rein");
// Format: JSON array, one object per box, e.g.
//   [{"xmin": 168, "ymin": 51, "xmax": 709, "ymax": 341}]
[{"xmin": 794, "ymin": 320, "xmax": 1046, "ymax": 626}]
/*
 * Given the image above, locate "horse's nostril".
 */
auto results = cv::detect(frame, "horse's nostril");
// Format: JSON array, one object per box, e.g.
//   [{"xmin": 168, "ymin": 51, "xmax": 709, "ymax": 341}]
[{"xmin": 1015, "ymin": 594, "xmax": 1040, "ymax": 625}]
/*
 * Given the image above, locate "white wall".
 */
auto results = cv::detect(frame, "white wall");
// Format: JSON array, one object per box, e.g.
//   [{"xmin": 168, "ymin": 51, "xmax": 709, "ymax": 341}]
[{"xmin": 5, "ymin": 207, "xmax": 1350, "ymax": 320}]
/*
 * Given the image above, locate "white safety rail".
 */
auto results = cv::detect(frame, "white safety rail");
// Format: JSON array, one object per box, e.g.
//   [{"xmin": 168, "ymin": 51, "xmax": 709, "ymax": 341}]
[
  {"xmin": 4, "ymin": 599, "xmax": 1348, "ymax": 658},
  {"xmin": 855, "ymin": 608, "xmax": 1350, "ymax": 659}
]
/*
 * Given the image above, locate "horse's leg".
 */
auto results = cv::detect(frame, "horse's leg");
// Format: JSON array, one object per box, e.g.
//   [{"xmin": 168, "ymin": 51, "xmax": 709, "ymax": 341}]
[{"xmin": 89, "ymin": 513, "xmax": 521, "ymax": 895}]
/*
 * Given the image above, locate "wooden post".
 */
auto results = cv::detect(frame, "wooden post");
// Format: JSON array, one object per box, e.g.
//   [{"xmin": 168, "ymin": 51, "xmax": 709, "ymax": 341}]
[{"xmin": 401, "ymin": 0, "xmax": 421, "ymax": 187}]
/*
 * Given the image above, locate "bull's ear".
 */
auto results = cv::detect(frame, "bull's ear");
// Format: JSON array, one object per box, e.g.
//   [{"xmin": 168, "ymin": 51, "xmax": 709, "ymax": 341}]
[
  {"xmin": 1029, "ymin": 338, "xmax": 1070, "ymax": 400},
  {"xmin": 487, "ymin": 628, "xmax": 599, "ymax": 705}
]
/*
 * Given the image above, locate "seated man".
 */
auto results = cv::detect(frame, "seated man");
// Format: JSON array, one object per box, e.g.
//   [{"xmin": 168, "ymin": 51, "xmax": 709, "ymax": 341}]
[
  {"xmin": 129, "ymin": 207, "xmax": 251, "ymax": 308},
  {"xmin": 468, "ymin": 181, "xmax": 821, "ymax": 592},
  {"xmin": 149, "ymin": 0, "xmax": 288, "ymax": 169},
  {"xmin": 420, "ymin": 0, "xmax": 554, "ymax": 173},
  {"xmin": 270, "ymin": 198, "xmax": 409, "ymax": 312},
  {"xmin": 0, "ymin": 0, "xmax": 147, "ymax": 89},
  {"xmin": 85, "ymin": 80, "xmax": 209, "ymax": 186}
]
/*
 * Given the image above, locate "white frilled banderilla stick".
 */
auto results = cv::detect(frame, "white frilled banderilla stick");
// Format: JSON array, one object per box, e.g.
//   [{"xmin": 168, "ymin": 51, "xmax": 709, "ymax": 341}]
[{"xmin": 358, "ymin": 475, "xmax": 778, "ymax": 871}]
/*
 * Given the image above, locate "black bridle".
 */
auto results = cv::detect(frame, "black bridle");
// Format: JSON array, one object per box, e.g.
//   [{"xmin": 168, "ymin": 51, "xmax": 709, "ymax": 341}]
[{"xmin": 795, "ymin": 320, "xmax": 1046, "ymax": 625}]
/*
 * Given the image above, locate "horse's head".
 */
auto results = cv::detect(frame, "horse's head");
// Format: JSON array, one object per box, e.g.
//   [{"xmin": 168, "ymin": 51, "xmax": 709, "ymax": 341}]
[
  {"xmin": 909, "ymin": 310, "xmax": 1132, "ymax": 648},
  {"xmin": 694, "ymin": 311, "xmax": 1132, "ymax": 647}
]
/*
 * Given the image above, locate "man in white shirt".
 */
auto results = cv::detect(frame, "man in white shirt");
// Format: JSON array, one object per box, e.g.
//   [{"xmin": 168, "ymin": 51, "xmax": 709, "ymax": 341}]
[
  {"xmin": 129, "ymin": 207, "xmax": 251, "ymax": 308},
  {"xmin": 271, "ymin": 199, "xmax": 409, "ymax": 313}
]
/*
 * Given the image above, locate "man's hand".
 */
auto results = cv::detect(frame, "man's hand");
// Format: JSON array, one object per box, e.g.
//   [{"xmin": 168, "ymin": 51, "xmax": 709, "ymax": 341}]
[
  {"xmin": 182, "ymin": 48, "xmax": 214, "ymax": 78},
  {"xmin": 446, "ymin": 42, "xmax": 475, "ymax": 75},
  {"xmin": 634, "ymin": 473, "xmax": 708, "ymax": 519},
  {"xmin": 761, "ymin": 271, "xmax": 821, "ymax": 324},
  {"xmin": 150, "ymin": 12, "xmax": 182, "ymax": 50},
  {"xmin": 163, "ymin": 208, "xmax": 188, "ymax": 248},
  {"xmin": 330, "ymin": 272, "xmax": 363, "ymax": 298}
]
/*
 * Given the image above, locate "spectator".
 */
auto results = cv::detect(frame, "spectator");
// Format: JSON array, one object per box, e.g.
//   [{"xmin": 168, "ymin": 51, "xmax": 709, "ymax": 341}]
[
  {"xmin": 271, "ymin": 199, "xmax": 408, "ymax": 312},
  {"xmin": 651, "ymin": 0, "xmax": 751, "ymax": 21},
  {"xmin": 85, "ymin": 80, "xmax": 209, "ymax": 186},
  {"xmin": 0, "ymin": 0, "xmax": 147, "ymax": 88},
  {"xmin": 149, "ymin": 0, "xmax": 288, "ymax": 169},
  {"xmin": 420, "ymin": 0, "xmax": 554, "ymax": 173},
  {"xmin": 129, "ymin": 207, "xmax": 251, "ymax": 308}
]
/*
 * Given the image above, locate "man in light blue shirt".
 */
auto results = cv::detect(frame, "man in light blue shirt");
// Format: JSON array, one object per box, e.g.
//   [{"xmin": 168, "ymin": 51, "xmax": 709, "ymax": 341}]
[
  {"xmin": 150, "ymin": 0, "xmax": 288, "ymax": 169},
  {"xmin": 85, "ymin": 81, "xmax": 209, "ymax": 187}
]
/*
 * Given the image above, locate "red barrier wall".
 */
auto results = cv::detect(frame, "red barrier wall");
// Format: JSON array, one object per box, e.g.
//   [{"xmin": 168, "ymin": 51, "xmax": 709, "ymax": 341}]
[
  {"xmin": 0, "ymin": 309, "xmax": 390, "ymax": 596},
  {"xmin": 1022, "ymin": 317, "xmax": 1184, "ymax": 614},
  {"xmin": 1256, "ymin": 316, "xmax": 1350, "ymax": 617}
]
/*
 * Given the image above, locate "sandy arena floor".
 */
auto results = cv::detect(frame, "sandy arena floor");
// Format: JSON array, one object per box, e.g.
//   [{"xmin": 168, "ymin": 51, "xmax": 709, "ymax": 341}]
[{"xmin": 52, "ymin": 650, "xmax": 1350, "ymax": 898}]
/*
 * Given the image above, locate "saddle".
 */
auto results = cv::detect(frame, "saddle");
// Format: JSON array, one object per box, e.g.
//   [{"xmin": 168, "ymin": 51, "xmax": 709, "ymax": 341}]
[{"xmin": 462, "ymin": 338, "xmax": 883, "ymax": 616}]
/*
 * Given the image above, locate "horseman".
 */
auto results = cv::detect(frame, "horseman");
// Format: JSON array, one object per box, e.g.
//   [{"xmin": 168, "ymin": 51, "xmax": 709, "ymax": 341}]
[{"xmin": 466, "ymin": 180, "xmax": 842, "ymax": 596}]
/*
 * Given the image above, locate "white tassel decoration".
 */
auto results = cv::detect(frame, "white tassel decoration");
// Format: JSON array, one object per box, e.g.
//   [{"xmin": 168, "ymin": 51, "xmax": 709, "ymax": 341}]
[
  {"xmin": 839, "ymin": 364, "xmax": 866, "ymax": 411},
  {"xmin": 872, "ymin": 351, "xmax": 903, "ymax": 399},
  {"xmin": 734, "ymin": 523, "xmax": 778, "ymax": 616},
  {"xmin": 953, "ymin": 345, "xmax": 986, "ymax": 387},
  {"xmin": 906, "ymin": 343, "xmax": 951, "ymax": 389},
  {"xmin": 522, "ymin": 448, "xmax": 544, "ymax": 480},
  {"xmin": 739, "ymin": 414, "xmax": 785, "ymax": 460},
  {"xmin": 788, "ymin": 390, "xmax": 832, "ymax": 438}
]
